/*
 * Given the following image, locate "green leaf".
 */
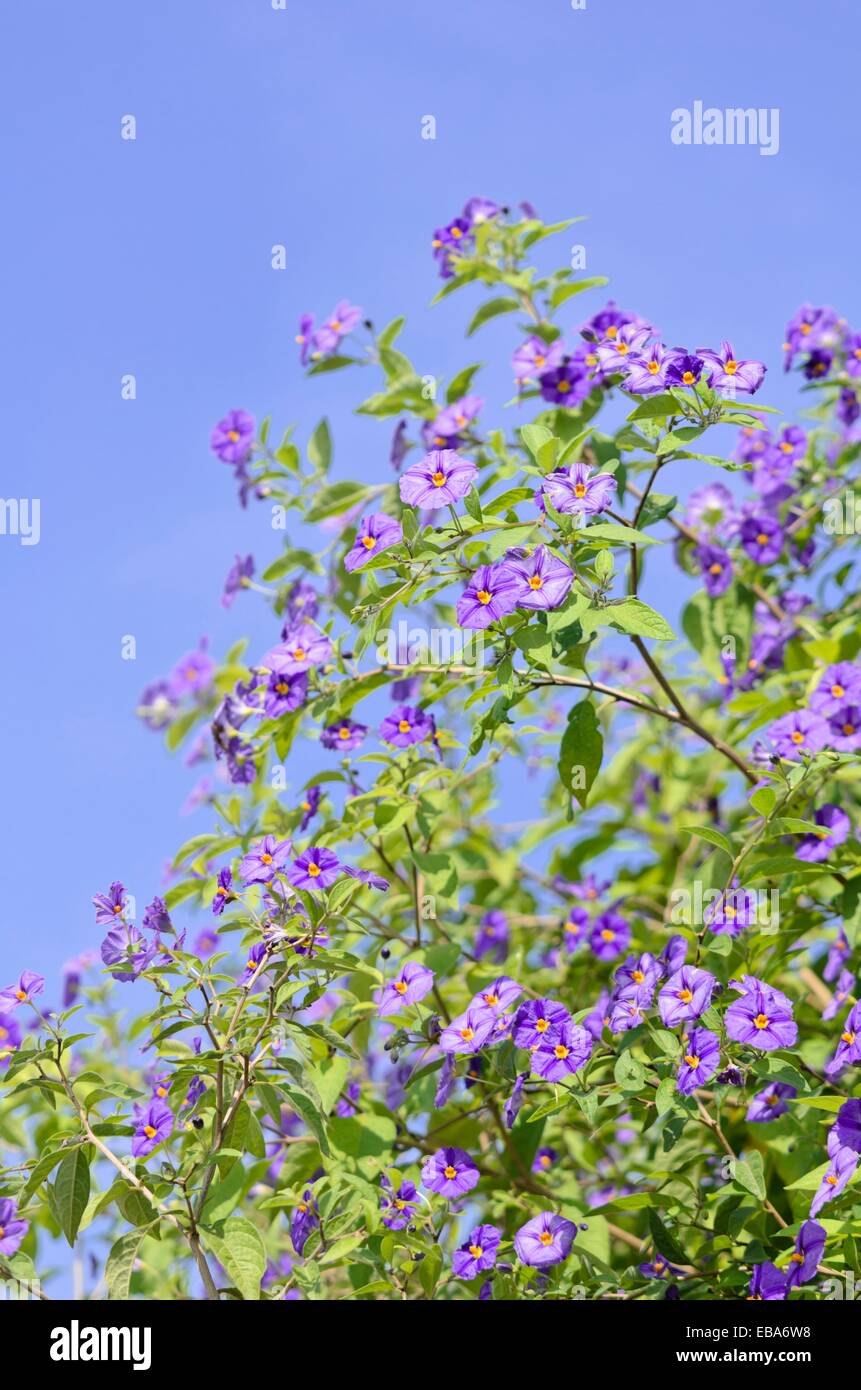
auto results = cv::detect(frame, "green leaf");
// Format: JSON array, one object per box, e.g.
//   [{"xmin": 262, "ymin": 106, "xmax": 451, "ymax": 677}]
[
  {"xmin": 550, "ymin": 276, "xmax": 610, "ymax": 308},
  {"xmin": 466, "ymin": 296, "xmax": 520, "ymax": 336},
  {"xmin": 282, "ymin": 1087, "xmax": 330, "ymax": 1156},
  {"xmin": 614, "ymin": 1053, "xmax": 647, "ymax": 1090},
  {"xmin": 733, "ymin": 1151, "xmax": 766, "ymax": 1200},
  {"xmin": 558, "ymin": 700, "xmax": 603, "ymax": 811},
  {"xmin": 105, "ymin": 1228, "xmax": 149, "ymax": 1300},
  {"xmin": 52, "ymin": 1148, "xmax": 91, "ymax": 1247},
  {"xmin": 19, "ymin": 1144, "xmax": 79, "ymax": 1205},
  {"xmin": 578, "ymin": 522, "xmax": 661, "ymax": 548},
  {"xmin": 683, "ymin": 825, "xmax": 734, "ymax": 857},
  {"xmin": 203, "ymin": 1218, "xmax": 266, "ymax": 1301},
  {"xmin": 606, "ymin": 598, "xmax": 676, "ymax": 641},
  {"xmin": 520, "ymin": 424, "xmax": 554, "ymax": 462},
  {"xmin": 329, "ymin": 1113, "xmax": 396, "ymax": 1160},
  {"xmin": 307, "ymin": 418, "xmax": 332, "ymax": 472}
]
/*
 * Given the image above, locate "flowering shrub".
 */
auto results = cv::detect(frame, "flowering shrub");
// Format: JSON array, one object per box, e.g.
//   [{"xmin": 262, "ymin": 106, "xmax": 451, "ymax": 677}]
[{"xmin": 4, "ymin": 202, "xmax": 861, "ymax": 1303}]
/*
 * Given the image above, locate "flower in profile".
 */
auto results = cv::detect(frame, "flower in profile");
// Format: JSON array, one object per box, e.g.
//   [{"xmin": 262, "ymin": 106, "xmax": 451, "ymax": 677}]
[
  {"xmin": 221, "ymin": 554, "xmax": 254, "ymax": 609},
  {"xmin": 676, "ymin": 1028, "xmax": 720, "ymax": 1095},
  {"xmin": 211, "ymin": 867, "xmax": 234, "ymax": 915},
  {"xmin": 291, "ymin": 1188, "xmax": 319, "ymax": 1254},
  {"xmin": 262, "ymin": 623, "xmax": 332, "ymax": 676},
  {"xmin": 512, "ymin": 998, "xmax": 571, "ymax": 1049},
  {"xmin": 531, "ymin": 1021, "xmax": 592, "ymax": 1081},
  {"xmin": 421, "ymin": 1147, "xmax": 479, "ymax": 1199},
  {"xmin": 503, "ymin": 545, "xmax": 574, "ymax": 611},
  {"xmin": 0, "ymin": 1199, "xmax": 29, "ymax": 1257},
  {"xmin": 699, "ymin": 342, "xmax": 766, "ymax": 395},
  {"xmin": 823, "ymin": 970, "xmax": 855, "ymax": 1022},
  {"xmin": 746, "ymin": 1081, "xmax": 796, "ymax": 1122},
  {"xmin": 379, "ymin": 704, "xmax": 434, "ymax": 748},
  {"xmin": 0, "ymin": 1014, "xmax": 22, "ymax": 1068},
  {"xmin": 131, "ymin": 1099, "xmax": 174, "ymax": 1158},
  {"xmin": 639, "ymin": 1253, "xmax": 683, "ymax": 1280},
  {"xmin": 320, "ymin": 300, "xmax": 362, "ymax": 347},
  {"xmin": 321, "ymin": 719, "xmax": 367, "ymax": 752},
  {"xmin": 766, "ymin": 709, "xmax": 829, "ymax": 760},
  {"xmin": 452, "ymin": 1224, "xmax": 501, "ymax": 1279},
  {"xmin": 810, "ymin": 1126, "xmax": 859, "ymax": 1217},
  {"xmin": 514, "ymin": 1212, "xmax": 577, "ymax": 1268},
  {"xmin": 564, "ymin": 906, "xmax": 590, "ymax": 953},
  {"xmin": 238, "ymin": 941, "xmax": 268, "ymax": 987},
  {"xmin": 475, "ymin": 909, "xmax": 508, "ymax": 962},
  {"xmin": 432, "ymin": 395, "xmax": 484, "ymax": 441},
  {"xmin": 93, "ymin": 881, "xmax": 128, "ymax": 927},
  {"xmin": 726, "ymin": 986, "xmax": 797, "ymax": 1051},
  {"xmin": 379, "ymin": 1174, "xmax": 419, "ymax": 1230},
  {"xmin": 503, "ymin": 1072, "xmax": 528, "ymax": 1128},
  {"xmin": 238, "ymin": 835, "xmax": 292, "ymax": 886},
  {"xmin": 836, "ymin": 1096, "xmax": 861, "ymax": 1153},
  {"xmin": 784, "ymin": 1220, "xmax": 826, "ymax": 1289},
  {"xmin": 343, "ymin": 866, "xmax": 390, "ymax": 891},
  {"xmin": 344, "ymin": 513, "xmax": 403, "ymax": 572},
  {"xmin": 658, "ymin": 966, "xmax": 716, "ymax": 1027},
  {"xmin": 695, "ymin": 542, "xmax": 733, "ymax": 597},
  {"xmin": 589, "ymin": 911, "xmax": 631, "ymax": 962},
  {"xmin": 748, "ymin": 1262, "xmax": 787, "ymax": 1300},
  {"xmin": 826, "ymin": 704, "xmax": 861, "ymax": 752},
  {"xmin": 796, "ymin": 804, "xmax": 850, "ymax": 862},
  {"xmin": 263, "ymin": 670, "xmax": 308, "ymax": 718},
  {"xmin": 658, "ymin": 935, "xmax": 687, "ymax": 978},
  {"xmin": 399, "ymin": 449, "xmax": 478, "ymax": 510},
  {"xmin": 378, "ymin": 961, "xmax": 435, "ymax": 1015},
  {"xmin": 287, "ymin": 847, "xmax": 342, "ymax": 892},
  {"xmin": 740, "ymin": 514, "xmax": 784, "ymax": 566},
  {"xmin": 440, "ymin": 1007, "xmax": 496, "ymax": 1054},
  {"xmin": 456, "ymin": 562, "xmax": 520, "ymax": 629},
  {"xmin": 298, "ymin": 786, "xmax": 321, "ymax": 832},
  {"xmin": 541, "ymin": 461, "xmax": 616, "ymax": 516},
  {"xmin": 210, "ymin": 409, "xmax": 255, "ymax": 464},
  {"xmin": 101, "ymin": 923, "xmax": 155, "ymax": 983},
  {"xmin": 0, "ymin": 971, "xmax": 45, "ymax": 1010},
  {"xmin": 512, "ymin": 336, "xmax": 564, "ymax": 385},
  {"xmin": 823, "ymin": 930, "xmax": 851, "ymax": 983}
]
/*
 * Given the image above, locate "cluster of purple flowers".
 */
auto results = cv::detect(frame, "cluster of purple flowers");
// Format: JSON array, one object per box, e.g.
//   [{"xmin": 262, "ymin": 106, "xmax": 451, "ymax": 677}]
[
  {"xmin": 765, "ymin": 660, "xmax": 861, "ymax": 761},
  {"xmin": 431, "ymin": 197, "xmax": 501, "ymax": 279},
  {"xmin": 295, "ymin": 300, "xmax": 363, "ymax": 365}
]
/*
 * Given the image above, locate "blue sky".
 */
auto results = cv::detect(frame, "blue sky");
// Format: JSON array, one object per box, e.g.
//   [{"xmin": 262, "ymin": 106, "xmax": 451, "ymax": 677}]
[{"xmin": 3, "ymin": 0, "xmax": 859, "ymax": 998}]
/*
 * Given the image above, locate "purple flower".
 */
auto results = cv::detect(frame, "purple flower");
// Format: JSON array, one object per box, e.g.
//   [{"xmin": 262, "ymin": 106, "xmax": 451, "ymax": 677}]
[
  {"xmin": 699, "ymin": 341, "xmax": 766, "ymax": 395},
  {"xmin": 0, "ymin": 1015, "xmax": 22, "ymax": 1068},
  {"xmin": 93, "ymin": 880, "xmax": 128, "ymax": 927},
  {"xmin": 193, "ymin": 927, "xmax": 219, "ymax": 959},
  {"xmin": 836, "ymin": 1098, "xmax": 861, "ymax": 1154},
  {"xmin": 810, "ymin": 1127, "xmax": 859, "ymax": 1217},
  {"xmin": 475, "ymin": 909, "xmax": 508, "ymax": 962},
  {"xmin": 676, "ymin": 1028, "xmax": 720, "ymax": 1095},
  {"xmin": 609, "ymin": 991, "xmax": 649, "ymax": 1034},
  {"xmin": 298, "ymin": 786, "xmax": 321, "ymax": 832},
  {"xmin": 512, "ymin": 336, "xmax": 564, "ymax": 384},
  {"xmin": 785, "ymin": 1220, "xmax": 826, "ymax": 1288},
  {"xmin": 0, "ymin": 970, "xmax": 45, "ymax": 1010},
  {"xmin": 639, "ymin": 1254, "xmax": 683, "ymax": 1280},
  {"xmin": 0, "ymin": 1199, "xmax": 29, "ymax": 1257},
  {"xmin": 514, "ymin": 1212, "xmax": 577, "ymax": 1268},
  {"xmin": 726, "ymin": 987, "xmax": 797, "ymax": 1051},
  {"xmin": 624, "ymin": 341, "xmax": 675, "ymax": 395},
  {"xmin": 287, "ymin": 847, "xmax": 342, "ymax": 892},
  {"xmin": 503, "ymin": 545, "xmax": 574, "ymax": 611},
  {"xmin": 810, "ymin": 662, "xmax": 861, "ymax": 716},
  {"xmin": 658, "ymin": 935, "xmax": 688, "ymax": 978},
  {"xmin": 665, "ymin": 352, "xmax": 707, "ymax": 388},
  {"xmin": 826, "ymin": 1003, "xmax": 861, "ymax": 1076},
  {"xmin": 263, "ymin": 670, "xmax": 308, "ymax": 718},
  {"xmin": 614, "ymin": 952, "xmax": 660, "ymax": 1000},
  {"xmin": 239, "ymin": 835, "xmax": 292, "ymax": 886},
  {"xmin": 379, "ymin": 704, "xmax": 434, "ymax": 748},
  {"xmin": 766, "ymin": 709, "xmax": 829, "ymax": 760},
  {"xmin": 504, "ymin": 1072, "xmax": 527, "ymax": 1128},
  {"xmin": 221, "ymin": 554, "xmax": 254, "ymax": 609},
  {"xmin": 658, "ymin": 966, "xmax": 716, "ymax": 1027},
  {"xmin": 323, "ymin": 300, "xmax": 362, "ymax": 342},
  {"xmin": 589, "ymin": 911, "xmax": 631, "ymax": 962},
  {"xmin": 440, "ymin": 1007, "xmax": 496, "ymax": 1054},
  {"xmin": 740, "ymin": 514, "xmax": 784, "ymax": 565},
  {"xmin": 291, "ymin": 1189, "xmax": 319, "ymax": 1254},
  {"xmin": 285, "ymin": 580, "xmax": 319, "ymax": 622},
  {"xmin": 452, "ymin": 1224, "xmax": 500, "ymax": 1279},
  {"xmin": 379, "ymin": 1175, "xmax": 418, "ymax": 1230},
  {"xmin": 704, "ymin": 884, "xmax": 757, "ymax": 937},
  {"xmin": 210, "ymin": 409, "xmax": 255, "ymax": 464},
  {"xmin": 343, "ymin": 866, "xmax": 390, "ymax": 891},
  {"xmin": 321, "ymin": 719, "xmax": 367, "ymax": 752},
  {"xmin": 695, "ymin": 542, "xmax": 733, "ymax": 597},
  {"xmin": 238, "ymin": 941, "xmax": 268, "ymax": 987},
  {"xmin": 399, "ymin": 449, "xmax": 478, "ymax": 510},
  {"xmin": 827, "ymin": 705, "xmax": 861, "ymax": 751},
  {"xmin": 746, "ymin": 1082, "xmax": 796, "ymax": 1122},
  {"xmin": 512, "ymin": 998, "xmax": 571, "ymax": 1049},
  {"xmin": 262, "ymin": 623, "xmax": 332, "ymax": 676},
  {"xmin": 824, "ymin": 931, "xmax": 851, "ymax": 983},
  {"xmin": 531, "ymin": 1020, "xmax": 593, "ymax": 1082},
  {"xmin": 101, "ymin": 923, "xmax": 155, "ymax": 983},
  {"xmin": 456, "ymin": 563, "xmax": 520, "ymax": 629},
  {"xmin": 421, "ymin": 1147, "xmax": 479, "ymax": 1199},
  {"xmin": 748, "ymin": 1262, "xmax": 787, "ymax": 1300},
  {"xmin": 596, "ymin": 323, "xmax": 652, "ymax": 375},
  {"xmin": 378, "ymin": 961, "xmax": 435, "ymax": 1015},
  {"xmin": 541, "ymin": 462, "xmax": 616, "ymax": 516},
  {"xmin": 432, "ymin": 395, "xmax": 484, "ymax": 441},
  {"xmin": 131, "ymin": 1099, "xmax": 174, "ymax": 1158},
  {"xmin": 796, "ymin": 803, "xmax": 851, "ymax": 862},
  {"xmin": 212, "ymin": 867, "xmax": 234, "ymax": 915},
  {"xmin": 538, "ymin": 362, "xmax": 590, "ymax": 408},
  {"xmin": 344, "ymin": 512, "xmax": 403, "ymax": 572},
  {"xmin": 823, "ymin": 971, "xmax": 855, "ymax": 1023}
]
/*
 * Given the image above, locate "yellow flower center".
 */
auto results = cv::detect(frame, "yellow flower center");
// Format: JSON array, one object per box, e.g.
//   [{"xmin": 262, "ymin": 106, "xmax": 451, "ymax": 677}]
[
  {"xmin": 156, "ymin": 1086, "xmax": 168, "ymax": 1098},
  {"xmin": 682, "ymin": 371, "xmax": 695, "ymax": 385},
  {"xmin": 469, "ymin": 1244, "xmax": 483, "ymax": 1258},
  {"xmin": 398, "ymin": 719, "xmax": 411, "ymax": 733},
  {"xmin": 275, "ymin": 681, "xmax": 289, "ymax": 694},
  {"xmin": 143, "ymin": 1125, "xmax": 157, "ymax": 1139},
  {"xmin": 529, "ymin": 575, "xmax": 543, "ymax": 589},
  {"xmin": 632, "ymin": 970, "xmax": 645, "ymax": 984},
  {"xmin": 677, "ymin": 988, "xmax": 693, "ymax": 1003},
  {"xmin": 432, "ymin": 470, "xmax": 446, "ymax": 486},
  {"xmin": 292, "ymin": 647, "xmax": 306, "ymax": 661},
  {"xmin": 685, "ymin": 1054, "xmax": 700, "ymax": 1069},
  {"xmin": 14, "ymin": 989, "xmax": 26, "ymax": 1001},
  {"xmin": 826, "ymin": 1173, "xmax": 838, "ymax": 1185},
  {"xmin": 394, "ymin": 980, "xmax": 408, "ymax": 995},
  {"xmin": 444, "ymin": 1165, "xmax": 457, "ymax": 1179},
  {"xmin": 557, "ymin": 380, "xmax": 570, "ymax": 393},
  {"xmin": 460, "ymin": 1027, "xmax": 474, "ymax": 1041},
  {"xmin": 753, "ymin": 1013, "xmax": 770, "ymax": 1030},
  {"xmin": 338, "ymin": 726, "xmax": 352, "ymax": 739},
  {"xmin": 307, "ymin": 862, "xmax": 321, "ymax": 877},
  {"xmin": 709, "ymin": 563, "xmax": 722, "ymax": 576},
  {"xmin": 756, "ymin": 532, "xmax": 769, "ymax": 546},
  {"xmin": 574, "ymin": 482, "xmax": 587, "ymax": 497},
  {"xmin": 227, "ymin": 430, "xmax": 240, "ymax": 442},
  {"xmin": 647, "ymin": 359, "xmax": 659, "ymax": 374},
  {"xmin": 539, "ymin": 1231, "xmax": 553, "ymax": 1246},
  {"xmin": 260, "ymin": 852, "xmax": 272, "ymax": 864},
  {"xmin": 484, "ymin": 993, "xmax": 498, "ymax": 1007},
  {"xmin": 554, "ymin": 1044, "xmax": 570, "ymax": 1060},
  {"xmin": 477, "ymin": 589, "xmax": 493, "ymax": 605},
  {"xmin": 832, "ymin": 683, "xmax": 845, "ymax": 697},
  {"xmin": 725, "ymin": 360, "xmax": 738, "ymax": 374},
  {"xmin": 535, "ymin": 1018, "xmax": 550, "ymax": 1033},
  {"xmin": 361, "ymin": 535, "xmax": 376, "ymax": 550},
  {"xmin": 843, "ymin": 723, "xmax": 856, "ymax": 736},
  {"xmin": 600, "ymin": 928, "xmax": 615, "ymax": 942},
  {"xmin": 790, "ymin": 730, "xmax": 804, "ymax": 744},
  {"xmin": 841, "ymin": 1030, "xmax": 856, "ymax": 1045}
]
